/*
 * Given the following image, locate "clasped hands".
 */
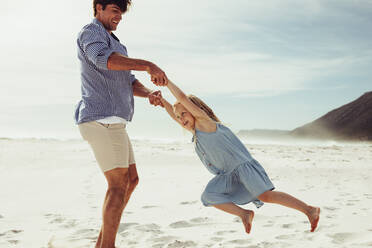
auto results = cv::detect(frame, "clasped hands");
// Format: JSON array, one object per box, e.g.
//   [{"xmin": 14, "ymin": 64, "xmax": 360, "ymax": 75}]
[{"xmin": 147, "ymin": 63, "xmax": 168, "ymax": 108}]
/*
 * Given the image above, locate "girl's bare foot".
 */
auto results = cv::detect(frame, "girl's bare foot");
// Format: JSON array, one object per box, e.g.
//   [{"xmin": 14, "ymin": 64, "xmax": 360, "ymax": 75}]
[
  {"xmin": 241, "ymin": 210, "xmax": 254, "ymax": 234},
  {"xmin": 307, "ymin": 206, "xmax": 320, "ymax": 232}
]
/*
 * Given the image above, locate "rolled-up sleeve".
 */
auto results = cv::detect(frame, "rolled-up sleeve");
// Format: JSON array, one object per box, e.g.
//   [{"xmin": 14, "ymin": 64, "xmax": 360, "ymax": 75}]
[{"xmin": 79, "ymin": 25, "xmax": 113, "ymax": 70}]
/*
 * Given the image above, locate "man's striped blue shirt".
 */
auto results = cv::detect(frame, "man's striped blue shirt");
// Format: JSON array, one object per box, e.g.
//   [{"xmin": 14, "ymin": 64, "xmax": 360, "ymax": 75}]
[{"xmin": 75, "ymin": 18, "xmax": 137, "ymax": 124}]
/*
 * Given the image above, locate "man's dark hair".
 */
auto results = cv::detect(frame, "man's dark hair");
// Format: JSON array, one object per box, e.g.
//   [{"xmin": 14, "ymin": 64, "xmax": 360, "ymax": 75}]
[{"xmin": 93, "ymin": 0, "xmax": 131, "ymax": 16}]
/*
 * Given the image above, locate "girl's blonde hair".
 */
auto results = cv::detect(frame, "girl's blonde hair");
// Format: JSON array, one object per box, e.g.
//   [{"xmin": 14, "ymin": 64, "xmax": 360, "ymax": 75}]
[{"xmin": 187, "ymin": 94, "xmax": 220, "ymax": 123}]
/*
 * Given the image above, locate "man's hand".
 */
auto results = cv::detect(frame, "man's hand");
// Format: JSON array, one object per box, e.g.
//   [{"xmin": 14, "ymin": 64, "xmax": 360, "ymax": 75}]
[
  {"xmin": 146, "ymin": 63, "xmax": 168, "ymax": 86},
  {"xmin": 148, "ymin": 90, "xmax": 164, "ymax": 107}
]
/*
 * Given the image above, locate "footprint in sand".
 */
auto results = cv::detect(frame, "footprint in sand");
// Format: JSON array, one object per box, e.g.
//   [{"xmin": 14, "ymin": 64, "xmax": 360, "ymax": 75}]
[
  {"xmin": 142, "ymin": 205, "xmax": 158, "ymax": 209},
  {"xmin": 346, "ymin": 199, "xmax": 360, "ymax": 206},
  {"xmin": 179, "ymin": 201, "xmax": 198, "ymax": 205},
  {"xmin": 256, "ymin": 241, "xmax": 278, "ymax": 248},
  {"xmin": 169, "ymin": 221, "xmax": 193, "ymax": 228},
  {"xmin": 150, "ymin": 235, "xmax": 178, "ymax": 248},
  {"xmin": 215, "ymin": 230, "xmax": 237, "ymax": 236},
  {"xmin": 327, "ymin": 232, "xmax": 358, "ymax": 244},
  {"xmin": 61, "ymin": 219, "xmax": 78, "ymax": 228},
  {"xmin": 152, "ymin": 244, "xmax": 164, "ymax": 248},
  {"xmin": 2, "ymin": 230, "xmax": 23, "ymax": 235},
  {"xmin": 326, "ymin": 214, "xmax": 337, "ymax": 219},
  {"xmin": 189, "ymin": 217, "xmax": 212, "ymax": 224},
  {"xmin": 7, "ymin": 240, "xmax": 19, "ymax": 245},
  {"xmin": 167, "ymin": 240, "xmax": 197, "ymax": 248},
  {"xmin": 324, "ymin": 206, "xmax": 339, "ymax": 211},
  {"xmin": 46, "ymin": 214, "xmax": 66, "ymax": 224},
  {"xmin": 226, "ymin": 239, "xmax": 251, "ymax": 245},
  {"xmin": 210, "ymin": 237, "xmax": 224, "ymax": 242},
  {"xmin": 262, "ymin": 219, "xmax": 275, "ymax": 227},
  {"xmin": 282, "ymin": 223, "xmax": 296, "ymax": 229},
  {"xmin": 118, "ymin": 222, "xmax": 139, "ymax": 232},
  {"xmin": 0, "ymin": 230, "xmax": 23, "ymax": 246},
  {"xmin": 150, "ymin": 235, "xmax": 178, "ymax": 243},
  {"xmin": 0, "ymin": 230, "xmax": 22, "ymax": 240},
  {"xmin": 127, "ymin": 240, "xmax": 138, "ymax": 246},
  {"xmin": 119, "ymin": 232, "xmax": 130, "ymax": 238},
  {"xmin": 135, "ymin": 223, "xmax": 163, "ymax": 234},
  {"xmin": 275, "ymin": 234, "xmax": 296, "ymax": 240},
  {"xmin": 364, "ymin": 194, "xmax": 372, "ymax": 199}
]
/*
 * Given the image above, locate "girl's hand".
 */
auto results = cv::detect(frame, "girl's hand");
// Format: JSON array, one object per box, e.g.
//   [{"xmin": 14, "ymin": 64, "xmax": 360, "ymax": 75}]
[{"xmin": 148, "ymin": 90, "xmax": 164, "ymax": 107}]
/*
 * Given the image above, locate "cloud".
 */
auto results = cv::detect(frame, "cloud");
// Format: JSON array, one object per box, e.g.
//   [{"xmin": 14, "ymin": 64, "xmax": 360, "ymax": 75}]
[{"xmin": 1, "ymin": 0, "xmax": 371, "ymax": 107}]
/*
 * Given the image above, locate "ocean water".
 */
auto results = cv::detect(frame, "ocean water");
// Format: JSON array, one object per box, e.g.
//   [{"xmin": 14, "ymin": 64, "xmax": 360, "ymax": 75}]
[
  {"xmin": 1, "ymin": 104, "xmax": 365, "ymax": 147},
  {"xmin": 0, "ymin": 103, "xmax": 190, "ymax": 142}
]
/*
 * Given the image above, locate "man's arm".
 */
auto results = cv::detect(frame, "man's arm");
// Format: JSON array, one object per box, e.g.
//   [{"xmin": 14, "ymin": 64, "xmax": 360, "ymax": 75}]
[
  {"xmin": 79, "ymin": 26, "xmax": 167, "ymax": 86},
  {"xmin": 108, "ymin": 53, "xmax": 150, "ymax": 72},
  {"xmin": 108, "ymin": 53, "xmax": 168, "ymax": 86},
  {"xmin": 132, "ymin": 80, "xmax": 163, "ymax": 107}
]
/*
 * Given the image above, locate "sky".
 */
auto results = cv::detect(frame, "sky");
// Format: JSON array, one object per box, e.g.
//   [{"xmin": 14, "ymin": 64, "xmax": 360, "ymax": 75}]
[{"xmin": 0, "ymin": 0, "xmax": 371, "ymax": 139}]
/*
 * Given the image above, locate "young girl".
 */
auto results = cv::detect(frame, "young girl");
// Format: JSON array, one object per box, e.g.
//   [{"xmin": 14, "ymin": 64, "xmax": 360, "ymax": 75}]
[{"xmin": 158, "ymin": 80, "xmax": 320, "ymax": 234}]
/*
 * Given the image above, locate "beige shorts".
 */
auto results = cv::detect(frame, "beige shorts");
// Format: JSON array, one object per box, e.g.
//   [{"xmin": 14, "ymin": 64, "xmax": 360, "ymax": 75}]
[{"xmin": 78, "ymin": 121, "xmax": 135, "ymax": 172}]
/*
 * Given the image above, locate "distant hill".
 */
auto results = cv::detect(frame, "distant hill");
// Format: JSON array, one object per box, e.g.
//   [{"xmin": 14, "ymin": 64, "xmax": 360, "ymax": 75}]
[
  {"xmin": 291, "ymin": 92, "xmax": 372, "ymax": 141},
  {"xmin": 237, "ymin": 92, "xmax": 372, "ymax": 142}
]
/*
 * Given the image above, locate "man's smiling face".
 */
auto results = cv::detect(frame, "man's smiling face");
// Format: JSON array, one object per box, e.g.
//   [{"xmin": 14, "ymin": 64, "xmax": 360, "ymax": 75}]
[{"xmin": 96, "ymin": 4, "xmax": 123, "ymax": 32}]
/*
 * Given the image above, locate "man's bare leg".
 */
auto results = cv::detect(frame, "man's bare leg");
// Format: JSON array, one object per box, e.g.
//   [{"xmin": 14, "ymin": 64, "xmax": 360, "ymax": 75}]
[
  {"xmin": 95, "ymin": 191, "xmax": 109, "ymax": 248},
  {"xmin": 96, "ymin": 168, "xmax": 129, "ymax": 248},
  {"xmin": 258, "ymin": 190, "xmax": 320, "ymax": 232},
  {"xmin": 122, "ymin": 164, "xmax": 139, "ymax": 208},
  {"xmin": 213, "ymin": 203, "xmax": 254, "ymax": 234},
  {"xmin": 95, "ymin": 165, "xmax": 139, "ymax": 248}
]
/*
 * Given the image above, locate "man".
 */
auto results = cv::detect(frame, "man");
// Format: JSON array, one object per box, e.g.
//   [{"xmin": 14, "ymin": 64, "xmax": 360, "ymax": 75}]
[{"xmin": 74, "ymin": 1, "xmax": 167, "ymax": 247}]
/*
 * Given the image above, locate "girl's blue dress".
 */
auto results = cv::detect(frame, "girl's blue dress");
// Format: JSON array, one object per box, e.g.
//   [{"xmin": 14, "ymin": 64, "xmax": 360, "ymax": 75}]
[{"xmin": 194, "ymin": 123, "xmax": 275, "ymax": 208}]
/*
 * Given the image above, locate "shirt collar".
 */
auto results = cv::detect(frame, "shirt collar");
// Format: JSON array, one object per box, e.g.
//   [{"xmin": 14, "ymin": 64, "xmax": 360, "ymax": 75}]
[
  {"xmin": 92, "ymin": 18, "xmax": 104, "ymax": 27},
  {"xmin": 92, "ymin": 18, "xmax": 120, "ymax": 42}
]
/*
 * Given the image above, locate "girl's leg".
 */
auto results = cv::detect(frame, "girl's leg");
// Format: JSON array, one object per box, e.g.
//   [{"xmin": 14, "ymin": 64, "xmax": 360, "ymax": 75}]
[
  {"xmin": 213, "ymin": 203, "xmax": 254, "ymax": 234},
  {"xmin": 257, "ymin": 190, "xmax": 320, "ymax": 232}
]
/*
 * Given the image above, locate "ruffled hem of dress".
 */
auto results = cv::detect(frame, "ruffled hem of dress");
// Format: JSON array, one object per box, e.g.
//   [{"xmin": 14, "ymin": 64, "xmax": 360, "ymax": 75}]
[{"xmin": 201, "ymin": 161, "xmax": 275, "ymax": 208}]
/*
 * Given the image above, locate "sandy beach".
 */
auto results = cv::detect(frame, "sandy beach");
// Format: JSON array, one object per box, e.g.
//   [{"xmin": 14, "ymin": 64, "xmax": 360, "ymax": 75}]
[{"xmin": 0, "ymin": 138, "xmax": 372, "ymax": 248}]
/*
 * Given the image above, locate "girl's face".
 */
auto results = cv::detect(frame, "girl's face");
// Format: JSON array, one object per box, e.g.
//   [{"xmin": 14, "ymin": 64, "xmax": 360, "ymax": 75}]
[{"xmin": 173, "ymin": 103, "xmax": 195, "ymax": 131}]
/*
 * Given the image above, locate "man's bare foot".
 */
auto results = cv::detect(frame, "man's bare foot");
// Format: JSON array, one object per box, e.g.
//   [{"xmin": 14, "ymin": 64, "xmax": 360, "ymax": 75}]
[
  {"xmin": 241, "ymin": 210, "xmax": 254, "ymax": 234},
  {"xmin": 307, "ymin": 206, "xmax": 320, "ymax": 232}
]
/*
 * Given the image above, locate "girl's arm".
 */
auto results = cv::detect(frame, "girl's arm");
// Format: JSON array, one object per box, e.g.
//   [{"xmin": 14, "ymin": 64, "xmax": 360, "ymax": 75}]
[
  {"xmin": 166, "ymin": 80, "xmax": 211, "ymax": 121},
  {"xmin": 160, "ymin": 97, "xmax": 185, "ymax": 127},
  {"xmin": 160, "ymin": 97, "xmax": 177, "ymax": 122}
]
